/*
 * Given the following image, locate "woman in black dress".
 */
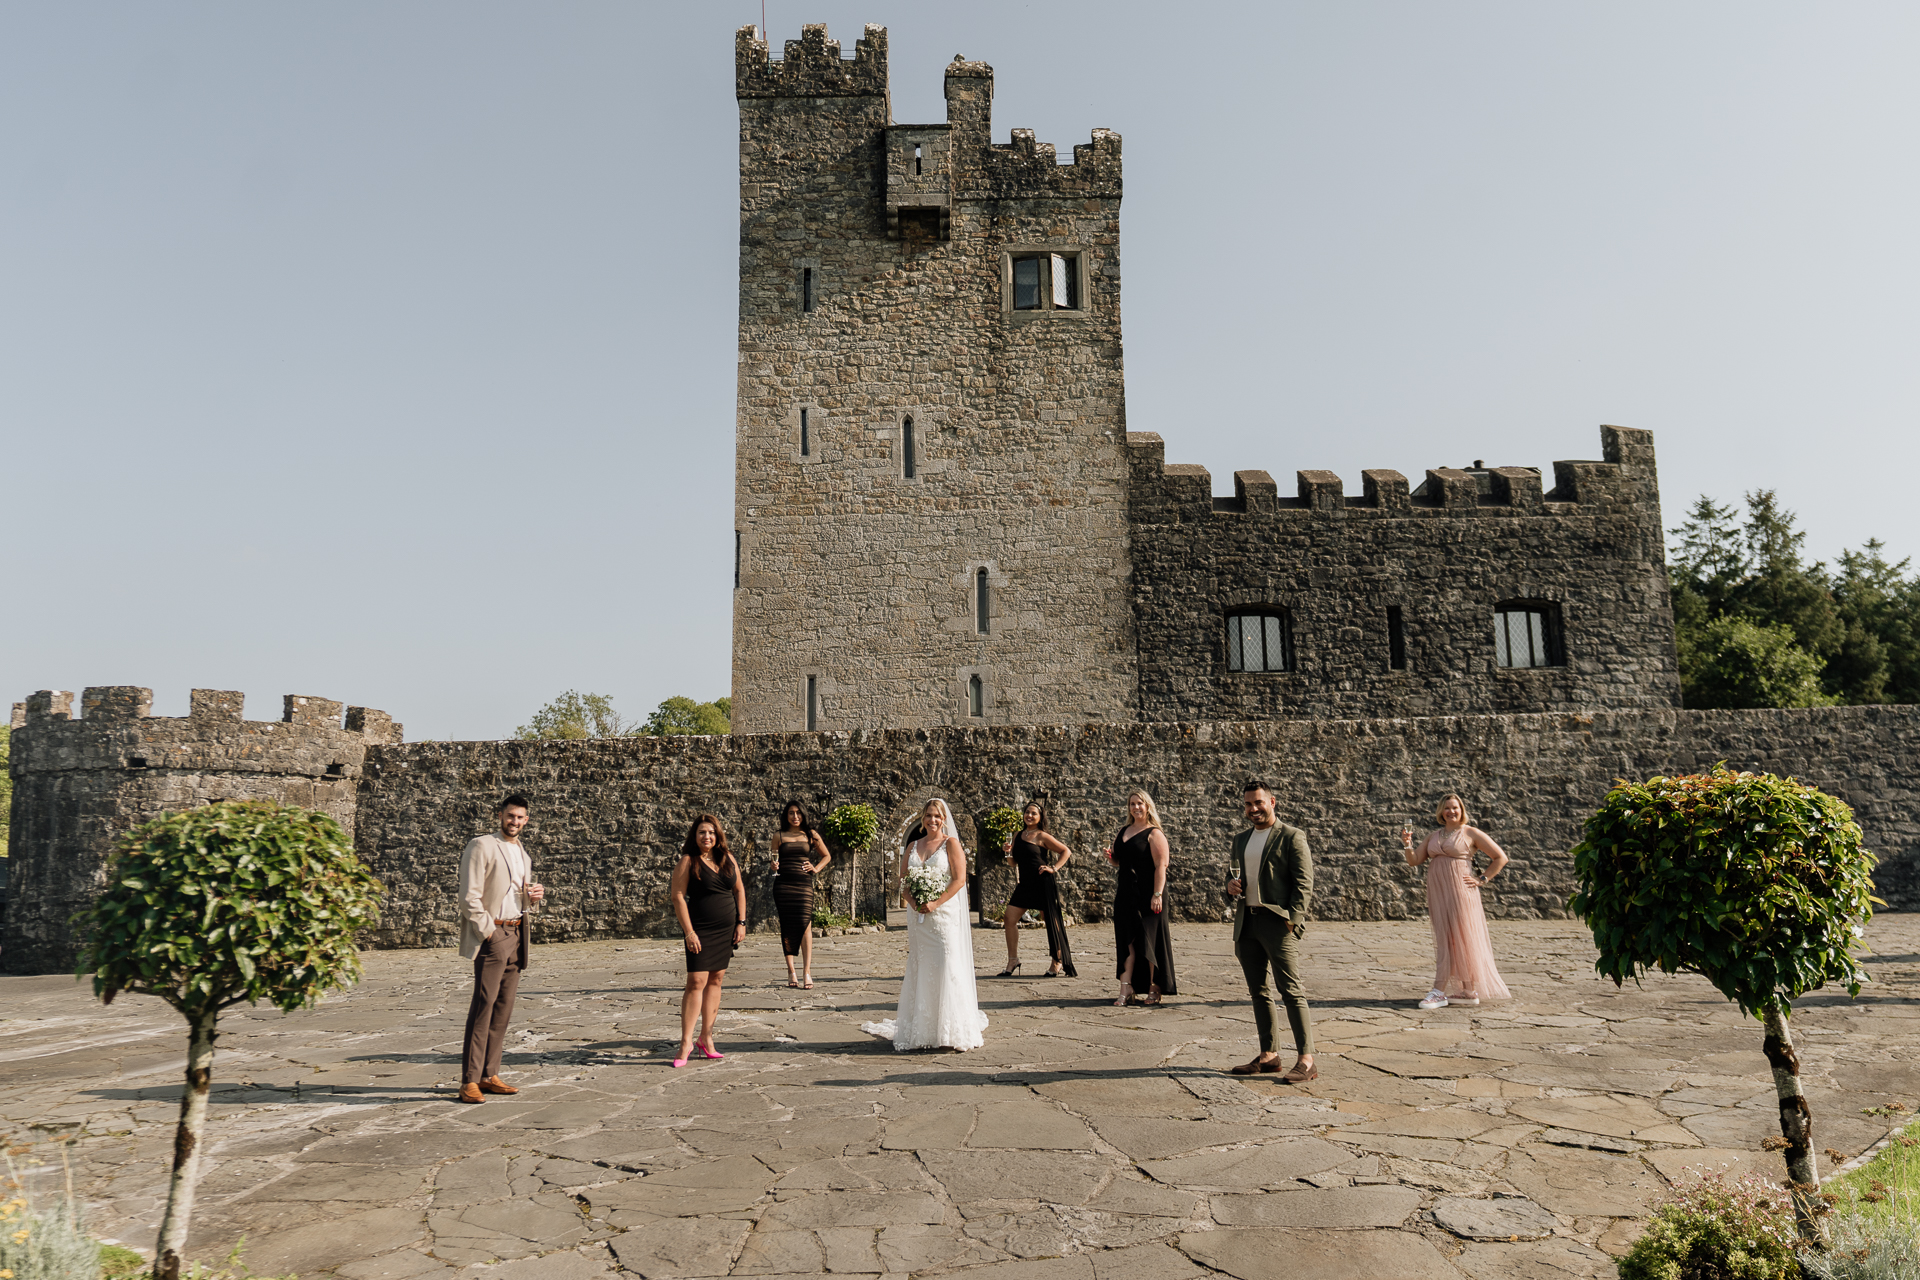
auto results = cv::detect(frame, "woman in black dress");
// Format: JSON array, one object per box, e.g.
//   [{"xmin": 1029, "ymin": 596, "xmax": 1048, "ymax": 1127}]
[
  {"xmin": 670, "ymin": 813, "xmax": 747, "ymax": 1067},
  {"xmin": 996, "ymin": 800, "xmax": 1076, "ymax": 978},
  {"xmin": 1107, "ymin": 789, "xmax": 1176, "ymax": 1007},
  {"xmin": 771, "ymin": 800, "xmax": 832, "ymax": 989}
]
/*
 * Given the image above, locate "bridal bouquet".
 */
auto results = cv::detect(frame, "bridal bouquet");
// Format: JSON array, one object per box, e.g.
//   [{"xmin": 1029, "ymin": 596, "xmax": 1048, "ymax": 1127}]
[{"xmin": 904, "ymin": 864, "xmax": 949, "ymax": 916}]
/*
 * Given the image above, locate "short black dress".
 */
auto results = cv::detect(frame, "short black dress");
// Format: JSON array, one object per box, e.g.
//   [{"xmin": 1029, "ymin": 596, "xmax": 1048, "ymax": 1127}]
[
  {"xmin": 1112, "ymin": 824, "xmax": 1177, "ymax": 996},
  {"xmin": 1010, "ymin": 832, "xmax": 1077, "ymax": 977},
  {"xmin": 773, "ymin": 834, "xmax": 816, "ymax": 957},
  {"xmin": 683, "ymin": 854, "xmax": 738, "ymax": 974}
]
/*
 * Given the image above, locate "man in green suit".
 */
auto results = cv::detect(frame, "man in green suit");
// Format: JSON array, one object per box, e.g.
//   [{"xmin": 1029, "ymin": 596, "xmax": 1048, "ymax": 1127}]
[{"xmin": 1226, "ymin": 781, "xmax": 1317, "ymax": 1081}]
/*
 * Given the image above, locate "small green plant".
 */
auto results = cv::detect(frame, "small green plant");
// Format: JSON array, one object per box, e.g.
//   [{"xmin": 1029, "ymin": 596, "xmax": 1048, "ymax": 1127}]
[
  {"xmin": 1618, "ymin": 1169, "xmax": 1803, "ymax": 1280},
  {"xmin": 99, "ymin": 1242, "xmax": 148, "ymax": 1277},
  {"xmin": 1805, "ymin": 1119, "xmax": 1920, "ymax": 1279},
  {"xmin": 77, "ymin": 801, "xmax": 382, "ymax": 1279},
  {"xmin": 810, "ymin": 907, "xmax": 852, "ymax": 931},
  {"xmin": 979, "ymin": 806, "xmax": 1024, "ymax": 858},
  {"xmin": 0, "ymin": 1148, "xmax": 101, "ymax": 1280},
  {"xmin": 821, "ymin": 804, "xmax": 878, "ymax": 857},
  {"xmin": 1571, "ymin": 766, "xmax": 1878, "ymax": 1233}
]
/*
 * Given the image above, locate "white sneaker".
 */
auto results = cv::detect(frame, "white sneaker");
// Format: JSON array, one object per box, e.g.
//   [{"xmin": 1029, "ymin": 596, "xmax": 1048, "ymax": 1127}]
[{"xmin": 1418, "ymin": 989, "xmax": 1449, "ymax": 1010}]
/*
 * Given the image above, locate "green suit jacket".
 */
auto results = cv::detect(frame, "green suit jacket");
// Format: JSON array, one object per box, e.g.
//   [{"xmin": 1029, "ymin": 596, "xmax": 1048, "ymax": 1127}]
[{"xmin": 1227, "ymin": 822, "xmax": 1313, "ymax": 942}]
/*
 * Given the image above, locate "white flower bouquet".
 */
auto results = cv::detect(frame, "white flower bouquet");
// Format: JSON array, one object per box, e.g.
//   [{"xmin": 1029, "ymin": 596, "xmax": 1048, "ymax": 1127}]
[{"xmin": 904, "ymin": 864, "xmax": 949, "ymax": 916}]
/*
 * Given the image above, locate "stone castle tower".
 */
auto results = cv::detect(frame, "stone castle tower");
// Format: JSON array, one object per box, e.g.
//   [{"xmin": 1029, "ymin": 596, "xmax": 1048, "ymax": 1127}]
[{"xmin": 730, "ymin": 24, "xmax": 1136, "ymax": 734}]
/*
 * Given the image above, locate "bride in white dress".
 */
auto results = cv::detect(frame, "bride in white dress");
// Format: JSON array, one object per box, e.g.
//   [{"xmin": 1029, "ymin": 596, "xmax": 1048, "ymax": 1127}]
[{"xmin": 860, "ymin": 799, "xmax": 988, "ymax": 1052}]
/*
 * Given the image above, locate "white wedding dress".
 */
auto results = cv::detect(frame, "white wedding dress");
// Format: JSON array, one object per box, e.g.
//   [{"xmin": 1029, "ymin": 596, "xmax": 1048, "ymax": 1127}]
[{"xmin": 861, "ymin": 840, "xmax": 988, "ymax": 1051}]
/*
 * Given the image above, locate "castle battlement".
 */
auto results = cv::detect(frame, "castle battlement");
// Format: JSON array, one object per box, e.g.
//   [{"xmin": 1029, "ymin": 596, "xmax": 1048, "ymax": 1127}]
[
  {"xmin": 1126, "ymin": 425, "xmax": 1658, "ymax": 521},
  {"xmin": 735, "ymin": 23, "xmax": 888, "ymax": 99}
]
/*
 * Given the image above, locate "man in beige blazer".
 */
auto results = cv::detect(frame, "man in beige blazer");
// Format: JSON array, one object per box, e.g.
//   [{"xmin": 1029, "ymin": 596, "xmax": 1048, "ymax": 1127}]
[
  {"xmin": 456, "ymin": 794, "xmax": 544, "ymax": 1104},
  {"xmin": 1225, "ymin": 781, "xmax": 1317, "ymax": 1082}
]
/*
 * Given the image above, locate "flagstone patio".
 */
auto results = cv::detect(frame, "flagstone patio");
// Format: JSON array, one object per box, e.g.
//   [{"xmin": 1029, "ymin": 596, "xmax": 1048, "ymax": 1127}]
[{"xmin": 3, "ymin": 916, "xmax": 1916, "ymax": 1279}]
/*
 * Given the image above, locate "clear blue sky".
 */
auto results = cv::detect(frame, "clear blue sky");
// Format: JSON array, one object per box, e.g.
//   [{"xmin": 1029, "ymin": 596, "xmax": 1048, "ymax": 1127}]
[{"xmin": 7, "ymin": 3, "xmax": 1918, "ymax": 741}]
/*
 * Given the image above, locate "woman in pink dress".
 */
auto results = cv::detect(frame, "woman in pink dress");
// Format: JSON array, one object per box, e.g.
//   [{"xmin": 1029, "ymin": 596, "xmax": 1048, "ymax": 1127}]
[{"xmin": 1401, "ymin": 794, "xmax": 1511, "ymax": 1010}]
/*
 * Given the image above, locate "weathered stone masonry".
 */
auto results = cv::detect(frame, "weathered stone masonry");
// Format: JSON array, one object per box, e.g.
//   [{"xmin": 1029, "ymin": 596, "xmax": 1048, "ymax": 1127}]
[
  {"xmin": 350, "ymin": 707, "xmax": 1920, "ymax": 954},
  {"xmin": 2, "ymin": 688, "xmax": 400, "ymax": 974}
]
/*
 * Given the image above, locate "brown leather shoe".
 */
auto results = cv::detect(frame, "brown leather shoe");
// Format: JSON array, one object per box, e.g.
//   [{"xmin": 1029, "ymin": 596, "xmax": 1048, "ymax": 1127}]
[
  {"xmin": 479, "ymin": 1076, "xmax": 518, "ymax": 1095},
  {"xmin": 1229, "ymin": 1057, "xmax": 1277, "ymax": 1075},
  {"xmin": 1280, "ymin": 1061, "xmax": 1319, "ymax": 1083},
  {"xmin": 456, "ymin": 1083, "xmax": 484, "ymax": 1104}
]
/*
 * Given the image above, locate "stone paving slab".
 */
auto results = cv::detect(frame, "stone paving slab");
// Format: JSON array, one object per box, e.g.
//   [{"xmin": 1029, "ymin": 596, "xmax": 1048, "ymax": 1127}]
[{"xmin": 4, "ymin": 916, "xmax": 1917, "ymax": 1278}]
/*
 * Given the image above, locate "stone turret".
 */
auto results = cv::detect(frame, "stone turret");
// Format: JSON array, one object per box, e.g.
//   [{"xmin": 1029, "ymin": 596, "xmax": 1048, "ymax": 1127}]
[{"xmin": 2, "ymin": 687, "xmax": 400, "ymax": 973}]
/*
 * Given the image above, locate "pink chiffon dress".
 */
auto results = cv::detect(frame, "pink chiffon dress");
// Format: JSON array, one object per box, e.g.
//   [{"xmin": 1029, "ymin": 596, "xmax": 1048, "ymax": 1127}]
[{"xmin": 1424, "ymin": 828, "xmax": 1511, "ymax": 1002}]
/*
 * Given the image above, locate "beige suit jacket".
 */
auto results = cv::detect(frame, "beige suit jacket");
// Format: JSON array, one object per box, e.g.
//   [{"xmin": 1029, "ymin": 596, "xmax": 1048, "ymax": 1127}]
[{"xmin": 457, "ymin": 834, "xmax": 531, "ymax": 965}]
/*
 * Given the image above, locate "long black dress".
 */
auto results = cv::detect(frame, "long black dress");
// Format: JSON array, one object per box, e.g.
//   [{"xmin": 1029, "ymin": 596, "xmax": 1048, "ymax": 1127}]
[
  {"xmin": 683, "ymin": 854, "xmax": 738, "ymax": 974},
  {"xmin": 1112, "ymin": 824, "xmax": 1176, "ymax": 996},
  {"xmin": 774, "ymin": 834, "xmax": 816, "ymax": 957},
  {"xmin": 1010, "ymin": 832, "xmax": 1077, "ymax": 977}
]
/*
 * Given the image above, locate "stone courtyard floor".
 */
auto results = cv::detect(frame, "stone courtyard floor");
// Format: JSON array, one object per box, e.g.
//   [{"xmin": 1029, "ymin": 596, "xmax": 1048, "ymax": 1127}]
[{"xmin": 3, "ymin": 916, "xmax": 1917, "ymax": 1280}]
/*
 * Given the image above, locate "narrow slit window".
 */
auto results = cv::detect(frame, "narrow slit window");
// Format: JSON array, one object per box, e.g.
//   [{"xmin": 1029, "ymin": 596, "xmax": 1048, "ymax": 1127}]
[
  {"xmin": 976, "ymin": 568, "xmax": 990, "ymax": 634},
  {"xmin": 801, "ymin": 267, "xmax": 814, "ymax": 313},
  {"xmin": 1387, "ymin": 605, "xmax": 1407, "ymax": 671},
  {"xmin": 734, "ymin": 531, "xmax": 741, "ymax": 589},
  {"xmin": 913, "ymin": 143, "xmax": 923, "ymax": 175},
  {"xmin": 806, "ymin": 676, "xmax": 818, "ymax": 730},
  {"xmin": 968, "ymin": 674, "xmax": 984, "ymax": 718},
  {"xmin": 1224, "ymin": 610, "xmax": 1294, "ymax": 673},
  {"xmin": 902, "ymin": 416, "xmax": 916, "ymax": 479},
  {"xmin": 1012, "ymin": 255, "xmax": 1042, "ymax": 310},
  {"xmin": 1050, "ymin": 253, "xmax": 1078, "ymax": 309},
  {"xmin": 1493, "ymin": 602, "xmax": 1564, "ymax": 669},
  {"xmin": 799, "ymin": 407, "xmax": 810, "ymax": 456}
]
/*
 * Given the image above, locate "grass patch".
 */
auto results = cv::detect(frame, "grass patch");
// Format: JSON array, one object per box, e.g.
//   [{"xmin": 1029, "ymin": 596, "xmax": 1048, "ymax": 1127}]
[
  {"xmin": 99, "ymin": 1243, "xmax": 147, "ymax": 1276},
  {"xmin": 1803, "ymin": 1117, "xmax": 1920, "ymax": 1279},
  {"xmin": 1826, "ymin": 1116, "xmax": 1920, "ymax": 1220}
]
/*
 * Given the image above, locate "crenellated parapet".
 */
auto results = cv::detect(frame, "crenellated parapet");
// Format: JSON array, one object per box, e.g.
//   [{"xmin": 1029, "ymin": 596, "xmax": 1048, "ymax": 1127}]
[
  {"xmin": 735, "ymin": 22, "xmax": 888, "ymax": 100},
  {"xmin": 1126, "ymin": 425, "xmax": 1659, "ymax": 524},
  {"xmin": 935, "ymin": 54, "xmax": 1122, "ymax": 202},
  {"xmin": 2, "ymin": 686, "xmax": 402, "ymax": 973}
]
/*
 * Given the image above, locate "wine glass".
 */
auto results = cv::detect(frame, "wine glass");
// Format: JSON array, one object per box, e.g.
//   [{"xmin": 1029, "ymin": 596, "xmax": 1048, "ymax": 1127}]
[{"xmin": 1400, "ymin": 821, "xmax": 1415, "ymax": 851}]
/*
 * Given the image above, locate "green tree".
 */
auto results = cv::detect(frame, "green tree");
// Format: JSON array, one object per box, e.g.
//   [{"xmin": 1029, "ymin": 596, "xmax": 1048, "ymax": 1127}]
[
  {"xmin": 1570, "ymin": 767, "xmax": 1878, "ymax": 1237},
  {"xmin": 1728, "ymin": 490, "xmax": 1843, "ymax": 663},
  {"xmin": 640, "ymin": 696, "xmax": 731, "ymax": 736},
  {"xmin": 77, "ymin": 801, "xmax": 383, "ymax": 1278},
  {"xmin": 1680, "ymin": 617, "xmax": 1835, "ymax": 709},
  {"xmin": 515, "ymin": 691, "xmax": 639, "ymax": 740},
  {"xmin": 1828, "ymin": 540, "xmax": 1919, "ymax": 705}
]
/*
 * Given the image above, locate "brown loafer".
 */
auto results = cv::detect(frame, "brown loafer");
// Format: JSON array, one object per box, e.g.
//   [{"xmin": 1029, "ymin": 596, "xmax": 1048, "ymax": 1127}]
[
  {"xmin": 456, "ymin": 1083, "xmax": 484, "ymax": 1104},
  {"xmin": 1229, "ymin": 1058, "xmax": 1276, "ymax": 1076},
  {"xmin": 1280, "ymin": 1061, "xmax": 1319, "ymax": 1084},
  {"xmin": 479, "ymin": 1076, "xmax": 518, "ymax": 1095}
]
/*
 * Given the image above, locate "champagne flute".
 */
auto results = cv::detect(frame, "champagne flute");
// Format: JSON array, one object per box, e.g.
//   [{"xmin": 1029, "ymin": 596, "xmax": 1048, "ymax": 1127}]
[{"xmin": 1400, "ymin": 821, "xmax": 1415, "ymax": 852}]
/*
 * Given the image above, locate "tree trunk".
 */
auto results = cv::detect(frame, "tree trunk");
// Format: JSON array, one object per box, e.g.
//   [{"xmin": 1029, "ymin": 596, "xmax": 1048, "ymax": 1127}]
[
  {"xmin": 153, "ymin": 1012, "xmax": 217, "ymax": 1280},
  {"xmin": 1762, "ymin": 1004, "xmax": 1827, "ymax": 1243}
]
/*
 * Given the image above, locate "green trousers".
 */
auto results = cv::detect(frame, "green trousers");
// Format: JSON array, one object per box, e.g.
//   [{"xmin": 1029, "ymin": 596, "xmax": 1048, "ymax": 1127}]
[{"xmin": 1236, "ymin": 909, "xmax": 1314, "ymax": 1056}]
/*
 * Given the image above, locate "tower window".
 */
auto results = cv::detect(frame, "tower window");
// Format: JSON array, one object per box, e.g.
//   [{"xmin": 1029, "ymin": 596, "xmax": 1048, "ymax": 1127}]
[
  {"xmin": 734, "ymin": 531, "xmax": 741, "ymax": 589},
  {"xmin": 913, "ymin": 143, "xmax": 923, "ymax": 175},
  {"xmin": 968, "ymin": 674, "xmax": 984, "ymax": 718},
  {"xmin": 806, "ymin": 676, "xmax": 818, "ymax": 730},
  {"xmin": 1225, "ymin": 610, "xmax": 1294, "ymax": 673},
  {"xmin": 800, "ymin": 407, "xmax": 810, "ymax": 456},
  {"xmin": 801, "ymin": 267, "xmax": 814, "ymax": 313},
  {"xmin": 1050, "ymin": 253, "xmax": 1078, "ymax": 309},
  {"xmin": 1012, "ymin": 256, "xmax": 1042, "ymax": 310},
  {"xmin": 1494, "ymin": 602, "xmax": 1565, "ymax": 669},
  {"xmin": 1007, "ymin": 251, "xmax": 1086, "ymax": 313},
  {"xmin": 975, "ymin": 568, "xmax": 990, "ymax": 634},
  {"xmin": 1387, "ymin": 605, "xmax": 1407, "ymax": 671},
  {"xmin": 902, "ymin": 416, "xmax": 916, "ymax": 479}
]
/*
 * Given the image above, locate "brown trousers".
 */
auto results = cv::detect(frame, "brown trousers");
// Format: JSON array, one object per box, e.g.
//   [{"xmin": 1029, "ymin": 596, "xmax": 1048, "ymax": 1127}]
[{"xmin": 462, "ymin": 921, "xmax": 524, "ymax": 1083}]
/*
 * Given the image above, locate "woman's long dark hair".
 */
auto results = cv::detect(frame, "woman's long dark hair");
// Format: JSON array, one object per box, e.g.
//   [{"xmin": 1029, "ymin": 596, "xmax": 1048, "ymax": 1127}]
[
  {"xmin": 682, "ymin": 813, "xmax": 735, "ymax": 876},
  {"xmin": 1022, "ymin": 798, "xmax": 1051, "ymax": 835},
  {"xmin": 778, "ymin": 798, "xmax": 816, "ymax": 833}
]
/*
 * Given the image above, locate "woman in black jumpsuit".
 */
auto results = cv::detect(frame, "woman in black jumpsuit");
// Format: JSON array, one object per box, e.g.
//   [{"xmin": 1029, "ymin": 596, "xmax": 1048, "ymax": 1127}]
[{"xmin": 996, "ymin": 800, "xmax": 1076, "ymax": 977}]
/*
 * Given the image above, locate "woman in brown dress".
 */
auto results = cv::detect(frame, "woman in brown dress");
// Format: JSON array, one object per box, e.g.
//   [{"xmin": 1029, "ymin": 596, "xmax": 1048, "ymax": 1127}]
[
  {"xmin": 996, "ymin": 800, "xmax": 1076, "ymax": 978},
  {"xmin": 670, "ymin": 814, "xmax": 748, "ymax": 1067},
  {"xmin": 1107, "ymin": 789, "xmax": 1176, "ymax": 1006},
  {"xmin": 771, "ymin": 800, "xmax": 832, "ymax": 989}
]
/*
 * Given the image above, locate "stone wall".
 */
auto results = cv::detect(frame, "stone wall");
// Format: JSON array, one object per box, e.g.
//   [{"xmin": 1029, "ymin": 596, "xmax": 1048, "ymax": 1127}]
[
  {"xmin": 355, "ymin": 705, "xmax": 1920, "ymax": 954},
  {"xmin": 730, "ymin": 24, "xmax": 1137, "ymax": 734},
  {"xmin": 2, "ymin": 688, "xmax": 401, "ymax": 974},
  {"xmin": 1127, "ymin": 424, "xmax": 1683, "ymax": 722}
]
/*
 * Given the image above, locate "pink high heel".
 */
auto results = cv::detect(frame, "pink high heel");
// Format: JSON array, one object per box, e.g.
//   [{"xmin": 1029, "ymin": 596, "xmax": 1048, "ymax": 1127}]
[{"xmin": 695, "ymin": 1044, "xmax": 724, "ymax": 1061}]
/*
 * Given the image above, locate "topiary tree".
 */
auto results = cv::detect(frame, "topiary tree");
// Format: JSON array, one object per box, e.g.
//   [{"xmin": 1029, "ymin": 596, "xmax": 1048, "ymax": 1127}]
[
  {"xmin": 821, "ymin": 804, "xmax": 879, "ymax": 918},
  {"xmin": 979, "ymin": 806, "xmax": 1025, "ymax": 861},
  {"xmin": 77, "ymin": 801, "xmax": 384, "ymax": 1279},
  {"xmin": 1570, "ymin": 766, "xmax": 1878, "ymax": 1237}
]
